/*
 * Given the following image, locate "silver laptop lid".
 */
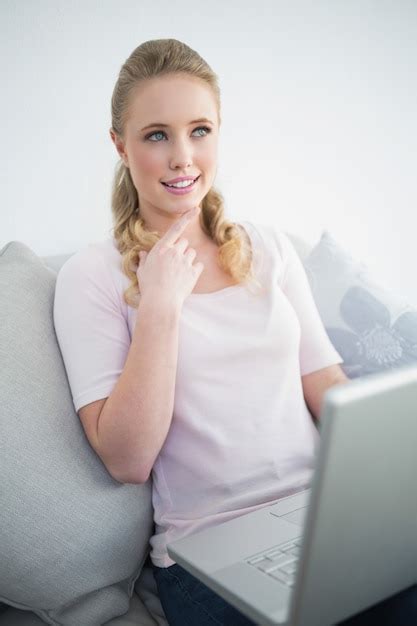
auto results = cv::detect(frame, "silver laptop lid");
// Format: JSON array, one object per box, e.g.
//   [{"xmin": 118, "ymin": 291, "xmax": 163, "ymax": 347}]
[{"xmin": 290, "ymin": 364, "xmax": 417, "ymax": 626}]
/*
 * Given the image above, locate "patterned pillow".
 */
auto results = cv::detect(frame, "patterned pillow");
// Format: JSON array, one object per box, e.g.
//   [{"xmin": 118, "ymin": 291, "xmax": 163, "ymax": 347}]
[{"xmin": 302, "ymin": 231, "xmax": 417, "ymax": 379}]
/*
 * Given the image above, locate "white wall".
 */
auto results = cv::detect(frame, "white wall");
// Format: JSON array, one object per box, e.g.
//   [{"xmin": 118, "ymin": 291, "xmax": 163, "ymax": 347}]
[{"xmin": 2, "ymin": 0, "xmax": 416, "ymax": 305}]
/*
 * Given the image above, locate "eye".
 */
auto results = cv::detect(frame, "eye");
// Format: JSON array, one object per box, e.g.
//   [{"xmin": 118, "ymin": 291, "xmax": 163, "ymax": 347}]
[
  {"xmin": 146, "ymin": 130, "xmax": 165, "ymax": 142},
  {"xmin": 193, "ymin": 126, "xmax": 211, "ymax": 137},
  {"xmin": 145, "ymin": 126, "xmax": 212, "ymax": 142}
]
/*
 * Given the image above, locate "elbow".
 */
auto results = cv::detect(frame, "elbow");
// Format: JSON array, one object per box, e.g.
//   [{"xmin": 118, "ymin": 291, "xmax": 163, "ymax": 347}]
[
  {"xmin": 135, "ymin": 466, "xmax": 152, "ymax": 484},
  {"xmin": 109, "ymin": 466, "xmax": 151, "ymax": 485},
  {"xmin": 110, "ymin": 471, "xmax": 144, "ymax": 485}
]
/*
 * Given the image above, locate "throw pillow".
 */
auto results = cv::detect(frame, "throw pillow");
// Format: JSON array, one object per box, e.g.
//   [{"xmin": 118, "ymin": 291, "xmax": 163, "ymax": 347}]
[
  {"xmin": 302, "ymin": 231, "xmax": 417, "ymax": 379},
  {"xmin": 0, "ymin": 241, "xmax": 154, "ymax": 625}
]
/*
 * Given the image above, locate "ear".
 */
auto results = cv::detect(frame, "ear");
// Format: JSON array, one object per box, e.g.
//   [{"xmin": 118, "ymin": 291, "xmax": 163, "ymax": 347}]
[{"xmin": 109, "ymin": 128, "xmax": 129, "ymax": 167}]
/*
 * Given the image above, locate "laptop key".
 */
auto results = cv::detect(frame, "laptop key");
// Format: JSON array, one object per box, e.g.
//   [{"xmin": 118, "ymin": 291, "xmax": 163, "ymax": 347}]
[
  {"xmin": 280, "ymin": 543, "xmax": 297, "ymax": 553},
  {"xmin": 264, "ymin": 548, "xmax": 284, "ymax": 559},
  {"xmin": 257, "ymin": 554, "xmax": 294, "ymax": 572},
  {"xmin": 276, "ymin": 540, "xmax": 295, "ymax": 552},
  {"xmin": 258, "ymin": 562, "xmax": 283, "ymax": 574},
  {"xmin": 247, "ymin": 555, "xmax": 266, "ymax": 565},
  {"xmin": 270, "ymin": 569, "xmax": 292, "ymax": 585},
  {"xmin": 280, "ymin": 561, "xmax": 297, "ymax": 575},
  {"xmin": 247, "ymin": 543, "xmax": 287, "ymax": 562},
  {"xmin": 266, "ymin": 553, "xmax": 295, "ymax": 566}
]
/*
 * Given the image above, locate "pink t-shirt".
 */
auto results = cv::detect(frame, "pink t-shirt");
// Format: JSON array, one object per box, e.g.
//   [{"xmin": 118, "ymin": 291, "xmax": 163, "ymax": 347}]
[{"xmin": 53, "ymin": 221, "xmax": 343, "ymax": 568}]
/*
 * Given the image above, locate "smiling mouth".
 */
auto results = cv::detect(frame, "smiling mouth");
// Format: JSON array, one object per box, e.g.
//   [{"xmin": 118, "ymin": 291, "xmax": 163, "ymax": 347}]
[{"xmin": 161, "ymin": 175, "xmax": 200, "ymax": 187}]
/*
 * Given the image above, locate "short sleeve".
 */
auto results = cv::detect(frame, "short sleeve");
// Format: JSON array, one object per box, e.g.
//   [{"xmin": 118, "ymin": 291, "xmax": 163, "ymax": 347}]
[
  {"xmin": 274, "ymin": 229, "xmax": 344, "ymax": 376},
  {"xmin": 53, "ymin": 247, "xmax": 131, "ymax": 413}
]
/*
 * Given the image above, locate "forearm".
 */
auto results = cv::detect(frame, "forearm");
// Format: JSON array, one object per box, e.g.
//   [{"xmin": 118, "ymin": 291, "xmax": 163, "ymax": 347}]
[
  {"xmin": 97, "ymin": 295, "xmax": 182, "ymax": 483},
  {"xmin": 307, "ymin": 368, "xmax": 350, "ymax": 421}
]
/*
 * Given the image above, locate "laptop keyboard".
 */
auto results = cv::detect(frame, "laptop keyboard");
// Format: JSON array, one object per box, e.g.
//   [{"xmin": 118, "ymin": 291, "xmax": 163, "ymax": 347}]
[{"xmin": 245, "ymin": 538, "xmax": 302, "ymax": 587}]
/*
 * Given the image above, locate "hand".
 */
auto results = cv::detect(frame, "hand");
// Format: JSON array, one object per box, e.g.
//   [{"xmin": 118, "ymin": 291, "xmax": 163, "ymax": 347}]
[{"xmin": 136, "ymin": 206, "xmax": 205, "ymax": 308}]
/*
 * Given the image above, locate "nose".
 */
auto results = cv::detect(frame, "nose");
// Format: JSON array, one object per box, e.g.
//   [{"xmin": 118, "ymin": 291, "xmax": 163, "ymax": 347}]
[{"xmin": 169, "ymin": 138, "xmax": 193, "ymax": 171}]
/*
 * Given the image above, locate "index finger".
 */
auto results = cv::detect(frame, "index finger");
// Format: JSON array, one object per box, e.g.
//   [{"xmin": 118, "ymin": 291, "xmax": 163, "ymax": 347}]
[{"xmin": 157, "ymin": 206, "xmax": 200, "ymax": 249}]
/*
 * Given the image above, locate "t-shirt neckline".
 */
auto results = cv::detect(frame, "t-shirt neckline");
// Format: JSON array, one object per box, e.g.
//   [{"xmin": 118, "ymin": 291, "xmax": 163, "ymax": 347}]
[{"xmin": 187, "ymin": 220, "xmax": 254, "ymax": 299}]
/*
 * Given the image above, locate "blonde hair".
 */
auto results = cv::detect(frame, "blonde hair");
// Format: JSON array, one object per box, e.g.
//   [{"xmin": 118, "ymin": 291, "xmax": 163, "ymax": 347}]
[{"xmin": 109, "ymin": 38, "xmax": 259, "ymax": 308}]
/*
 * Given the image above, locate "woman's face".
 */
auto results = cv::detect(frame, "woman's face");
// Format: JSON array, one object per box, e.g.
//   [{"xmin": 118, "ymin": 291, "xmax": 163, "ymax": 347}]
[{"xmin": 111, "ymin": 73, "xmax": 219, "ymax": 222}]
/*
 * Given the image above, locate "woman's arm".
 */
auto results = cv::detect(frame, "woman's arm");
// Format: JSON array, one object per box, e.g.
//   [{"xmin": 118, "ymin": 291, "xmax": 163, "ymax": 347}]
[
  {"xmin": 96, "ymin": 294, "xmax": 182, "ymax": 484},
  {"xmin": 302, "ymin": 364, "xmax": 349, "ymax": 421}
]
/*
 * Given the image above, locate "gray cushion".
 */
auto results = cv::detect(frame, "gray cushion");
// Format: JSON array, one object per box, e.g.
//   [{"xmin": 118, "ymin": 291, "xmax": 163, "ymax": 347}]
[
  {"xmin": 302, "ymin": 231, "xmax": 417, "ymax": 378},
  {"xmin": 0, "ymin": 241, "xmax": 154, "ymax": 625}
]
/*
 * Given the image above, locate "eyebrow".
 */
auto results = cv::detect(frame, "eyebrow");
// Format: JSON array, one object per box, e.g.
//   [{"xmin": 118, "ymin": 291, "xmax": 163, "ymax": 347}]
[{"xmin": 140, "ymin": 117, "xmax": 214, "ymax": 131}]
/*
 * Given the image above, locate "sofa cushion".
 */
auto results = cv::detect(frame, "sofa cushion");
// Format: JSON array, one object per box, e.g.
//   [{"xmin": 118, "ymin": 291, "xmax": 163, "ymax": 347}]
[
  {"xmin": 0, "ymin": 584, "xmax": 160, "ymax": 626},
  {"xmin": 302, "ymin": 231, "xmax": 417, "ymax": 378},
  {"xmin": 0, "ymin": 241, "xmax": 154, "ymax": 625}
]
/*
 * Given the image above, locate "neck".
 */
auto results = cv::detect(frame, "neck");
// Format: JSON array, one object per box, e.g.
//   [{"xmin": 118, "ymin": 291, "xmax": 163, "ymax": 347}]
[{"xmin": 142, "ymin": 211, "xmax": 213, "ymax": 251}]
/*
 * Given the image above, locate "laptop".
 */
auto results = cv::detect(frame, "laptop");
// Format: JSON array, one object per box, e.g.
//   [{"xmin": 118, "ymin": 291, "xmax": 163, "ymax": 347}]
[{"xmin": 167, "ymin": 364, "xmax": 417, "ymax": 626}]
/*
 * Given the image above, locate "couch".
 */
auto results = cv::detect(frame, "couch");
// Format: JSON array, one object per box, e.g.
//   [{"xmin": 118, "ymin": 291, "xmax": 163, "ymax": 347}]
[{"xmin": 2, "ymin": 228, "xmax": 415, "ymax": 625}]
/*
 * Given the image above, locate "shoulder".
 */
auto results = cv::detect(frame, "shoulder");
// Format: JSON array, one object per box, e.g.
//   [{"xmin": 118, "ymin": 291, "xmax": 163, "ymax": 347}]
[
  {"xmin": 239, "ymin": 221, "xmax": 305, "ymax": 286},
  {"xmin": 238, "ymin": 220, "xmax": 291, "ymax": 258},
  {"xmin": 56, "ymin": 238, "xmax": 127, "ymax": 304},
  {"xmin": 56, "ymin": 241, "xmax": 105, "ymax": 292},
  {"xmin": 60, "ymin": 238, "xmax": 119, "ymax": 273}
]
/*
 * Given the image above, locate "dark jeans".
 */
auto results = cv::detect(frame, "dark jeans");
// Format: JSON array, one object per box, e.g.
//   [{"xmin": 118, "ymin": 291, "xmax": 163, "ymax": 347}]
[{"xmin": 153, "ymin": 563, "xmax": 417, "ymax": 626}]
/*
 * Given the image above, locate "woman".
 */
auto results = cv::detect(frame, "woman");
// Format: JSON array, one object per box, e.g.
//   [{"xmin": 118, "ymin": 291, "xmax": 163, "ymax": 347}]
[{"xmin": 54, "ymin": 39, "xmax": 416, "ymax": 625}]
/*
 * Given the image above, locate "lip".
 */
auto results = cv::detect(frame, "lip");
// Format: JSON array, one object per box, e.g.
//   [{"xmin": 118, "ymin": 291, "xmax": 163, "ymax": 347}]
[
  {"xmin": 162, "ymin": 175, "xmax": 199, "ymax": 184},
  {"xmin": 161, "ymin": 175, "xmax": 200, "ymax": 195}
]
